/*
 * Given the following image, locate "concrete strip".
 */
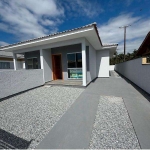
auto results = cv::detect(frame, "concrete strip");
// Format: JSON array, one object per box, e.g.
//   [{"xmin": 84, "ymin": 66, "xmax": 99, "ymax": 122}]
[
  {"xmin": 86, "ymin": 77, "xmax": 150, "ymax": 149},
  {"xmin": 37, "ymin": 92, "xmax": 100, "ymax": 149}
]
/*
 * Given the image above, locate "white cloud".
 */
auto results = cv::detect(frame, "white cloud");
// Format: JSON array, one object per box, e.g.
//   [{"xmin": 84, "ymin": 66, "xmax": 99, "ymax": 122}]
[
  {"xmin": 98, "ymin": 14, "xmax": 150, "ymax": 53},
  {"xmin": 0, "ymin": 0, "xmax": 64, "ymax": 40},
  {"xmin": 76, "ymin": 0, "xmax": 103, "ymax": 17},
  {"xmin": 0, "ymin": 41, "xmax": 9, "ymax": 46},
  {"xmin": 62, "ymin": 0, "xmax": 103, "ymax": 18}
]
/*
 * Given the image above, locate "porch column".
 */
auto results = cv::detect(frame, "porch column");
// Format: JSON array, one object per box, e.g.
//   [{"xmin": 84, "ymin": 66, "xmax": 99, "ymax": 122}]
[
  {"xmin": 82, "ymin": 39, "xmax": 87, "ymax": 86},
  {"xmin": 13, "ymin": 53, "xmax": 18, "ymax": 70},
  {"xmin": 40, "ymin": 49, "xmax": 45, "ymax": 83},
  {"xmin": 40, "ymin": 49, "xmax": 44, "ymax": 69}
]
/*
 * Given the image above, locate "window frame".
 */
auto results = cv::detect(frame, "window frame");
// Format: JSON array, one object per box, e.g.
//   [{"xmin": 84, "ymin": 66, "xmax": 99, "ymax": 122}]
[
  {"xmin": 67, "ymin": 52, "xmax": 82, "ymax": 79},
  {"xmin": 0, "ymin": 62, "xmax": 10, "ymax": 69},
  {"xmin": 27, "ymin": 57, "xmax": 38, "ymax": 69},
  {"xmin": 146, "ymin": 55, "xmax": 150, "ymax": 63}
]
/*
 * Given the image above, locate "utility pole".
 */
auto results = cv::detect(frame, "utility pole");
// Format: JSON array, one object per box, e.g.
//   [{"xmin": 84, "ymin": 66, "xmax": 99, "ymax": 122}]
[{"xmin": 119, "ymin": 25, "xmax": 131, "ymax": 61}]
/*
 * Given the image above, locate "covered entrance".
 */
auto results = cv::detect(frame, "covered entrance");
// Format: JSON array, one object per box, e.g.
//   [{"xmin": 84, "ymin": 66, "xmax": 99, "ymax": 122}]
[{"xmin": 52, "ymin": 54, "xmax": 63, "ymax": 80}]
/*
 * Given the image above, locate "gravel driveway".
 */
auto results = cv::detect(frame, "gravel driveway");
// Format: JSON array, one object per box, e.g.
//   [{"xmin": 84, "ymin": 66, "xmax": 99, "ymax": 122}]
[
  {"xmin": 0, "ymin": 86, "xmax": 84, "ymax": 149},
  {"xmin": 89, "ymin": 96, "xmax": 140, "ymax": 149}
]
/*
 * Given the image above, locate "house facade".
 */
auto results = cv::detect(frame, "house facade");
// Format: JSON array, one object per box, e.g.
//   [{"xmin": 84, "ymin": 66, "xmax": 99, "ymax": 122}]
[
  {"xmin": 0, "ymin": 23, "xmax": 118, "ymax": 86},
  {"xmin": 0, "ymin": 50, "xmax": 24, "ymax": 69}
]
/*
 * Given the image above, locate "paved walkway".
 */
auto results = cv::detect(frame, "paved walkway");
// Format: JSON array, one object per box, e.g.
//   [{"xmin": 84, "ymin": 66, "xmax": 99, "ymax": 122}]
[{"xmin": 37, "ymin": 72, "xmax": 150, "ymax": 149}]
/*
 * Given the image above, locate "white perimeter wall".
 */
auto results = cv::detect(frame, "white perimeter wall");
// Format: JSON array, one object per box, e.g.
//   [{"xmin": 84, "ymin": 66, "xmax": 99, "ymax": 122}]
[
  {"xmin": 96, "ymin": 49, "xmax": 109, "ymax": 77},
  {"xmin": 0, "ymin": 69, "xmax": 44, "ymax": 99},
  {"xmin": 42, "ymin": 49, "xmax": 52, "ymax": 82},
  {"xmin": 115, "ymin": 58, "xmax": 150, "ymax": 94}
]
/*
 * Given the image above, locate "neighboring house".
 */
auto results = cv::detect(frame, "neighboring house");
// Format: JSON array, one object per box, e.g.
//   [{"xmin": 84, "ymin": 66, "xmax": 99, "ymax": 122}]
[
  {"xmin": 136, "ymin": 31, "xmax": 150, "ymax": 64},
  {"xmin": 0, "ymin": 50, "xmax": 25, "ymax": 69},
  {"xmin": 0, "ymin": 23, "xmax": 118, "ymax": 86}
]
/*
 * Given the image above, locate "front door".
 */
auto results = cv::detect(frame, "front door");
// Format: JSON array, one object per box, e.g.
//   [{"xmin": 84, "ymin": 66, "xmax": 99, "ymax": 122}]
[{"xmin": 52, "ymin": 54, "xmax": 62, "ymax": 80}]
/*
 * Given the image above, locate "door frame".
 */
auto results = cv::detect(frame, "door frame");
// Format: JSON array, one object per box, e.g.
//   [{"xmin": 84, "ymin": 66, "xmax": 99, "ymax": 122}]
[{"xmin": 51, "ymin": 53, "xmax": 63, "ymax": 80}]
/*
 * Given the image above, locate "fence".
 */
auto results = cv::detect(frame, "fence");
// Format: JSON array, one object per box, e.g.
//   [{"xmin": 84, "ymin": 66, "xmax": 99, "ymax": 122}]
[
  {"xmin": 115, "ymin": 58, "xmax": 150, "ymax": 94},
  {"xmin": 0, "ymin": 69, "xmax": 44, "ymax": 99}
]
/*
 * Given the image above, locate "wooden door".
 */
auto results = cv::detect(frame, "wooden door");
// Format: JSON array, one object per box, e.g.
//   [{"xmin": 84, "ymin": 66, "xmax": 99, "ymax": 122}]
[{"xmin": 52, "ymin": 54, "xmax": 62, "ymax": 80}]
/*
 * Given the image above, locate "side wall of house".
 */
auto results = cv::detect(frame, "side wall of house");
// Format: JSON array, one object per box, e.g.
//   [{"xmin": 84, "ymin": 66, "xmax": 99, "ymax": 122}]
[
  {"xmin": 42, "ymin": 49, "xmax": 52, "ymax": 82},
  {"xmin": 17, "ymin": 61, "xmax": 25, "ymax": 69},
  {"xmin": 96, "ymin": 49, "xmax": 109, "ymax": 77},
  {"xmin": 85, "ymin": 40, "xmax": 97, "ymax": 83}
]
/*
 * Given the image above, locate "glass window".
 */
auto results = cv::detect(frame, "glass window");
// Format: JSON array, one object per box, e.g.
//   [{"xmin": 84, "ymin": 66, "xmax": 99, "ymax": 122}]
[
  {"xmin": 0, "ymin": 62, "xmax": 10, "ymax": 69},
  {"xmin": 67, "ymin": 52, "xmax": 82, "ymax": 79},
  {"xmin": 33, "ymin": 58, "xmax": 38, "ymax": 69},
  {"xmin": 147, "ymin": 56, "xmax": 150, "ymax": 63},
  {"xmin": 27, "ymin": 57, "xmax": 38, "ymax": 69},
  {"xmin": 68, "ymin": 69, "xmax": 82, "ymax": 79},
  {"xmin": 76, "ymin": 53, "xmax": 82, "ymax": 68},
  {"xmin": 67, "ymin": 53, "xmax": 76, "ymax": 68}
]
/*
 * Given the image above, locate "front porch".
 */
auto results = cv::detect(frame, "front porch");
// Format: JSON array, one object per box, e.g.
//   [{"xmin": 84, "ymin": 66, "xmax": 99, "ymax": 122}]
[
  {"xmin": 12, "ymin": 38, "xmax": 90, "ymax": 86},
  {"xmin": 45, "ymin": 79, "xmax": 82, "ymax": 87}
]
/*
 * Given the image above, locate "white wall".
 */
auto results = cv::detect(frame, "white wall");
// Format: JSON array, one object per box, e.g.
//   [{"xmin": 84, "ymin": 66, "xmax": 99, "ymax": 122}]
[
  {"xmin": 115, "ymin": 58, "xmax": 150, "ymax": 94},
  {"xmin": 42, "ymin": 49, "xmax": 52, "ymax": 82},
  {"xmin": 96, "ymin": 49, "xmax": 109, "ymax": 77},
  {"xmin": 0, "ymin": 69, "xmax": 44, "ymax": 99},
  {"xmin": 109, "ymin": 65, "xmax": 115, "ymax": 71},
  {"xmin": 17, "ymin": 61, "xmax": 25, "ymax": 69},
  {"xmin": 85, "ymin": 40, "xmax": 97, "ymax": 82}
]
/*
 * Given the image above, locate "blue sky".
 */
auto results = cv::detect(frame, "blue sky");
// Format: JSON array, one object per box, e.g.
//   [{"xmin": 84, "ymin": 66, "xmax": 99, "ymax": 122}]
[{"xmin": 0, "ymin": 0, "xmax": 150, "ymax": 53}]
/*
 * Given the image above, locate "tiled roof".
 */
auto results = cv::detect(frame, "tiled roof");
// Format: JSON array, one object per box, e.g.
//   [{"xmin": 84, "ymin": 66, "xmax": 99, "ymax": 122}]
[
  {"xmin": 0, "ymin": 50, "xmax": 24, "ymax": 58},
  {"xmin": 0, "ymin": 22, "xmax": 118, "ymax": 50},
  {"xmin": 136, "ymin": 31, "xmax": 150, "ymax": 56},
  {"xmin": 0, "ymin": 50, "xmax": 13, "ymax": 57},
  {"xmin": 103, "ymin": 43, "xmax": 118, "ymax": 47},
  {"xmin": 0, "ymin": 23, "xmax": 98, "ymax": 49}
]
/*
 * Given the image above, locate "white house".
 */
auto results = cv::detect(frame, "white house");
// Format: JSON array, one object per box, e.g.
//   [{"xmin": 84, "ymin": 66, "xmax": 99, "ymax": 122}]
[
  {"xmin": 0, "ymin": 50, "xmax": 24, "ymax": 69},
  {"xmin": 0, "ymin": 23, "xmax": 118, "ymax": 86}
]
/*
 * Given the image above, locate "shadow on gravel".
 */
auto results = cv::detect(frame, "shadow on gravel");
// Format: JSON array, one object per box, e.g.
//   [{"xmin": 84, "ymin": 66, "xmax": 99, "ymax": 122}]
[{"xmin": 0, "ymin": 128, "xmax": 31, "ymax": 149}]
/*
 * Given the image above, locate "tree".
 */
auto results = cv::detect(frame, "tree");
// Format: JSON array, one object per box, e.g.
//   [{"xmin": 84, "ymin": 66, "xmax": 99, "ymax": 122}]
[{"xmin": 110, "ymin": 49, "xmax": 139, "ymax": 65}]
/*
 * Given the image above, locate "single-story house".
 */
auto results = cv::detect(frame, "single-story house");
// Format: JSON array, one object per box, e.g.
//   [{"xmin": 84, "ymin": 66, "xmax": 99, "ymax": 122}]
[
  {"xmin": 0, "ymin": 50, "xmax": 24, "ymax": 69},
  {"xmin": 0, "ymin": 23, "xmax": 118, "ymax": 86},
  {"xmin": 136, "ymin": 31, "xmax": 150, "ymax": 65}
]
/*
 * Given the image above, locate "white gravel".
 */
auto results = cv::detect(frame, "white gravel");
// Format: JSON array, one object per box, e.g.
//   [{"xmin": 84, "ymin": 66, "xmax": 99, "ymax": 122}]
[
  {"xmin": 0, "ymin": 86, "xmax": 84, "ymax": 149},
  {"xmin": 89, "ymin": 96, "xmax": 140, "ymax": 149}
]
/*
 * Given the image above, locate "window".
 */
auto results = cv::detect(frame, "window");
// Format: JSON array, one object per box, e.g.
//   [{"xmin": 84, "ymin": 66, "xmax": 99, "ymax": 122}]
[
  {"xmin": 0, "ymin": 62, "xmax": 10, "ymax": 69},
  {"xmin": 67, "ymin": 53, "xmax": 82, "ymax": 68},
  {"xmin": 67, "ymin": 53, "xmax": 76, "ymax": 68},
  {"xmin": 76, "ymin": 53, "xmax": 82, "ymax": 68},
  {"xmin": 147, "ymin": 56, "xmax": 150, "ymax": 63},
  {"xmin": 27, "ymin": 57, "xmax": 38, "ymax": 69},
  {"xmin": 67, "ymin": 52, "xmax": 82, "ymax": 79}
]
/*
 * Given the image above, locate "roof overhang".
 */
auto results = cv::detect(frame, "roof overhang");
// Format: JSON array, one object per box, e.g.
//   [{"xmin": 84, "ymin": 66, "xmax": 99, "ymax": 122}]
[
  {"xmin": 136, "ymin": 31, "xmax": 150, "ymax": 56},
  {"xmin": 102, "ymin": 45, "xmax": 118, "ymax": 58},
  {"xmin": 0, "ymin": 24, "xmax": 102, "ymax": 52}
]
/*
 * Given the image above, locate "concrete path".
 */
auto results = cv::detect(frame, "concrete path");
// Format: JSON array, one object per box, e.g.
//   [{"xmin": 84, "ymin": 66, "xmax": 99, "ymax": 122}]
[
  {"xmin": 37, "ymin": 72, "xmax": 150, "ymax": 149},
  {"xmin": 86, "ymin": 74, "xmax": 150, "ymax": 149},
  {"xmin": 37, "ymin": 91, "xmax": 100, "ymax": 149}
]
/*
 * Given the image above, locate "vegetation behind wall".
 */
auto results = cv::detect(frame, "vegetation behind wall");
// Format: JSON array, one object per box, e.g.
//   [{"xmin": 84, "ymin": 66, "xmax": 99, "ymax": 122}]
[{"xmin": 110, "ymin": 50, "xmax": 140, "ymax": 65}]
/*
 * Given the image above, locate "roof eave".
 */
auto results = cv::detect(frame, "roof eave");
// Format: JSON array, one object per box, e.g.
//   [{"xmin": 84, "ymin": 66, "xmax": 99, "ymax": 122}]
[{"xmin": 0, "ymin": 23, "xmax": 101, "ymax": 51}]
